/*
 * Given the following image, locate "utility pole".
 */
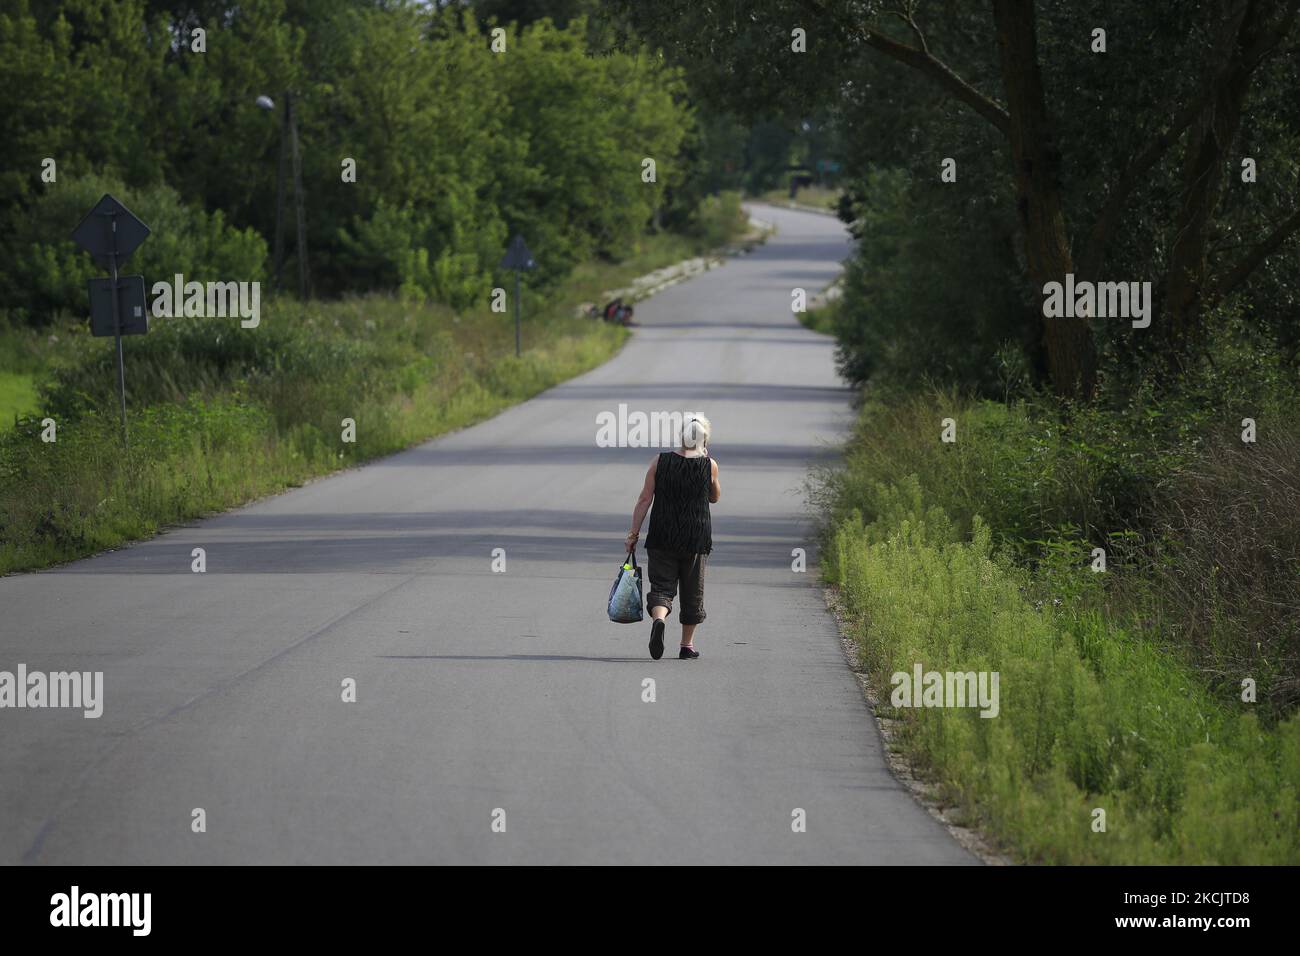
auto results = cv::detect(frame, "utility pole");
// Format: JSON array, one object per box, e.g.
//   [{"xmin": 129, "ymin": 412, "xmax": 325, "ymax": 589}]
[
  {"xmin": 288, "ymin": 93, "xmax": 310, "ymax": 299},
  {"xmin": 266, "ymin": 91, "xmax": 309, "ymax": 298}
]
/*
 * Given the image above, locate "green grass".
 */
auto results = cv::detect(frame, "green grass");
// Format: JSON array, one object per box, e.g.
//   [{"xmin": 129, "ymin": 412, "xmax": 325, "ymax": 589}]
[
  {"xmin": 825, "ymin": 478, "xmax": 1300, "ymax": 864},
  {"xmin": 815, "ymin": 388, "xmax": 1300, "ymax": 863},
  {"xmin": 813, "ymin": 388, "xmax": 1300, "ymax": 716},
  {"xmin": 0, "ymin": 372, "xmax": 39, "ymax": 426},
  {"xmin": 798, "ymin": 300, "xmax": 838, "ymax": 335},
  {"xmin": 757, "ymin": 185, "xmax": 841, "ymax": 214},
  {"xmin": 0, "ymin": 214, "xmax": 748, "ymax": 575},
  {"xmin": 0, "ymin": 320, "xmax": 57, "ymax": 431}
]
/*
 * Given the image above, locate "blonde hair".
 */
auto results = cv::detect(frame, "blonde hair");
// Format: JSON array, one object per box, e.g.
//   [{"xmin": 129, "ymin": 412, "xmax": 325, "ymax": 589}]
[{"xmin": 682, "ymin": 414, "xmax": 711, "ymax": 450}]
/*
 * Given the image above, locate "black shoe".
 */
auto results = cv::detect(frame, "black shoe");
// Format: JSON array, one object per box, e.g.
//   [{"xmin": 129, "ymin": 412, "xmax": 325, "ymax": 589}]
[
  {"xmin": 649, "ymin": 619, "xmax": 665, "ymax": 660},
  {"xmin": 679, "ymin": 645, "xmax": 700, "ymax": 660}
]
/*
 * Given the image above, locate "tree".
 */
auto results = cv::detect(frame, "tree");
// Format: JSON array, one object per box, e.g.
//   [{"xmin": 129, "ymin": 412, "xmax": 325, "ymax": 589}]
[{"xmin": 608, "ymin": 0, "xmax": 1300, "ymax": 398}]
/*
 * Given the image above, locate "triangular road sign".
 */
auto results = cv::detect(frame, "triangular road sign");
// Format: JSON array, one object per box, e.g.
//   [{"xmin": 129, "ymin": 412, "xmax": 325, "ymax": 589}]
[{"xmin": 500, "ymin": 234, "xmax": 536, "ymax": 271}]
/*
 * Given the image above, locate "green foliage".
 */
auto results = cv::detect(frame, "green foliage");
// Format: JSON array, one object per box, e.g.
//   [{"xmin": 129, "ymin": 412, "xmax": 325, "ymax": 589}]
[
  {"xmin": 0, "ymin": 396, "xmax": 280, "ymax": 565},
  {"xmin": 815, "ymin": 392, "xmax": 1105, "ymax": 550},
  {"xmin": 0, "ymin": 373, "xmax": 39, "ymax": 426},
  {"xmin": 828, "ymin": 167, "xmax": 1026, "ymax": 394},
  {"xmin": 15, "ymin": 174, "xmax": 267, "ymax": 322},
  {"xmin": 1, "ymin": 1, "xmax": 701, "ymax": 320},
  {"xmin": 828, "ymin": 480, "xmax": 1300, "ymax": 864},
  {"xmin": 616, "ymin": 0, "xmax": 1300, "ymax": 393},
  {"xmin": 0, "ymin": 0, "xmax": 171, "ymax": 205},
  {"xmin": 0, "ymin": 300, "xmax": 621, "ymax": 572},
  {"xmin": 0, "ymin": 317, "xmax": 52, "ymax": 375},
  {"xmin": 489, "ymin": 16, "xmax": 689, "ymax": 282},
  {"xmin": 816, "ymin": 380, "xmax": 1300, "ymax": 715},
  {"xmin": 686, "ymin": 191, "xmax": 747, "ymax": 250}
]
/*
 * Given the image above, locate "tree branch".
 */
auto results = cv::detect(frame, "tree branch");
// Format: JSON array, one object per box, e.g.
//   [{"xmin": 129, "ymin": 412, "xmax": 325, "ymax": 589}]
[
  {"xmin": 802, "ymin": 0, "xmax": 1010, "ymax": 136},
  {"xmin": 860, "ymin": 26, "xmax": 1010, "ymax": 134},
  {"xmin": 1075, "ymin": 93, "xmax": 1207, "ymax": 278},
  {"xmin": 1209, "ymin": 205, "xmax": 1300, "ymax": 302},
  {"xmin": 1077, "ymin": 0, "xmax": 1300, "ymax": 279},
  {"xmin": 888, "ymin": 3, "xmax": 929, "ymax": 54}
]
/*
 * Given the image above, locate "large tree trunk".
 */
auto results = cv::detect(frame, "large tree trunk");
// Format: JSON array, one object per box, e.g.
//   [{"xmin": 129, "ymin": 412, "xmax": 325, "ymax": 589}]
[{"xmin": 992, "ymin": 0, "xmax": 1095, "ymax": 398}]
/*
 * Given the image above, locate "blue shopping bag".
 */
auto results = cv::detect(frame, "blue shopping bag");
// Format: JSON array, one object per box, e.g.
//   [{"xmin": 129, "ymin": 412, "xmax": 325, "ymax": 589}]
[{"xmin": 607, "ymin": 550, "xmax": 644, "ymax": 623}]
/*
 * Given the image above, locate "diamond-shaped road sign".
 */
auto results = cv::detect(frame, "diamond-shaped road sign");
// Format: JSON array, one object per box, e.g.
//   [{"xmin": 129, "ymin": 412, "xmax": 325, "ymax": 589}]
[
  {"xmin": 500, "ymin": 234, "xmax": 536, "ymax": 271},
  {"xmin": 71, "ymin": 194, "xmax": 151, "ymax": 270}
]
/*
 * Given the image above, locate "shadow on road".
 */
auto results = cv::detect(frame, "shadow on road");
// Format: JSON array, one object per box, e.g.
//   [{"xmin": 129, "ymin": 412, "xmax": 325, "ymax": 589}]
[
  {"xmin": 50, "ymin": 510, "xmax": 826, "ymax": 575},
  {"xmin": 379, "ymin": 654, "xmax": 647, "ymax": 663},
  {"xmin": 372, "ymin": 441, "xmax": 841, "ymax": 469},
  {"xmin": 540, "ymin": 381, "xmax": 851, "ymax": 401}
]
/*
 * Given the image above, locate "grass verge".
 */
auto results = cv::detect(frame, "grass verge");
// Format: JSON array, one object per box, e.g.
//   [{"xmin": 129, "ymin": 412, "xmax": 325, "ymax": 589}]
[
  {"xmin": 817, "ymin": 390, "xmax": 1300, "ymax": 864},
  {"xmin": 757, "ymin": 185, "xmax": 842, "ymax": 215},
  {"xmin": 0, "ymin": 372, "xmax": 38, "ymax": 425}
]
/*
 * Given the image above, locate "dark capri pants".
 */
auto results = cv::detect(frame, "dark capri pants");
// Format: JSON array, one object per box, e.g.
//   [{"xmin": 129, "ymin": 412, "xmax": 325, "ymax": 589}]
[{"xmin": 645, "ymin": 549, "xmax": 707, "ymax": 625}]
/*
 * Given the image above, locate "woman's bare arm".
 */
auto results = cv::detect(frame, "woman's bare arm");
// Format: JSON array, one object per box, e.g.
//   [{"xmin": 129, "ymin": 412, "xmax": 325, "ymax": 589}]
[
  {"xmin": 625, "ymin": 459, "xmax": 657, "ymax": 549},
  {"xmin": 709, "ymin": 458, "xmax": 721, "ymax": 503}
]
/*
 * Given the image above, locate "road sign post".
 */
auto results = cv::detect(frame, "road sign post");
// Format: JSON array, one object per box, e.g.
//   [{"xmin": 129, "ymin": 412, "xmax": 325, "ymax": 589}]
[
  {"xmin": 71, "ymin": 194, "xmax": 152, "ymax": 447},
  {"xmin": 111, "ymin": 235, "xmax": 126, "ymax": 443},
  {"xmin": 265, "ymin": 92, "xmax": 310, "ymax": 299},
  {"xmin": 500, "ymin": 234, "xmax": 537, "ymax": 358}
]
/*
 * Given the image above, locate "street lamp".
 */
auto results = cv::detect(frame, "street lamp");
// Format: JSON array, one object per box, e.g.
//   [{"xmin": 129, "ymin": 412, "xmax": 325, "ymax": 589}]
[{"xmin": 256, "ymin": 92, "xmax": 309, "ymax": 298}]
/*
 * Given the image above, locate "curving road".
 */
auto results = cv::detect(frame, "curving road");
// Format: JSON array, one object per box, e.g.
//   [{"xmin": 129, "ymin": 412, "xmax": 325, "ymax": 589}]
[{"xmin": 0, "ymin": 203, "xmax": 974, "ymax": 865}]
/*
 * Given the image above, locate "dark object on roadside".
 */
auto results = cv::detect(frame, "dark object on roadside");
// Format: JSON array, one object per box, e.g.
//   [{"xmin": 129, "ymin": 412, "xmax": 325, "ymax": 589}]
[{"xmin": 601, "ymin": 298, "xmax": 635, "ymax": 325}]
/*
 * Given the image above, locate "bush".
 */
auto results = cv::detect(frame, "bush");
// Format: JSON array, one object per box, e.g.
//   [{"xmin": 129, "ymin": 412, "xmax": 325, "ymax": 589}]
[
  {"xmin": 813, "ymin": 390, "xmax": 1116, "ymax": 549},
  {"xmin": 37, "ymin": 309, "xmax": 378, "ymax": 420},
  {"xmin": 12, "ymin": 174, "xmax": 266, "ymax": 324},
  {"xmin": 0, "ymin": 396, "xmax": 286, "ymax": 570},
  {"xmin": 689, "ymin": 191, "xmax": 747, "ymax": 250},
  {"xmin": 1116, "ymin": 428, "xmax": 1300, "ymax": 714},
  {"xmin": 829, "ymin": 167, "xmax": 1028, "ymax": 395},
  {"xmin": 815, "ymin": 383, "xmax": 1300, "ymax": 722},
  {"xmin": 827, "ymin": 479, "xmax": 1300, "ymax": 863},
  {"xmin": 3, "ymin": 6, "xmax": 696, "ymax": 318}
]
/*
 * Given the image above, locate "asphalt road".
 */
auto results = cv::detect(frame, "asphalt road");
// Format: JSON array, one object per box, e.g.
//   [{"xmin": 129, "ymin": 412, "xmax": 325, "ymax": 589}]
[{"xmin": 0, "ymin": 203, "xmax": 974, "ymax": 865}]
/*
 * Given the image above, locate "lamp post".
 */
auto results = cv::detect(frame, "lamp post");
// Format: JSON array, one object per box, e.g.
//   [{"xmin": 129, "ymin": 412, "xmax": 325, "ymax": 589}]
[{"xmin": 256, "ymin": 92, "xmax": 309, "ymax": 298}]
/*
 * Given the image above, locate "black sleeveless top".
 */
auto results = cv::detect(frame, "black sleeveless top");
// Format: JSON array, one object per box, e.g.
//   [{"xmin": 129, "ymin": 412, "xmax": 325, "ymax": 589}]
[{"xmin": 645, "ymin": 452, "xmax": 712, "ymax": 554}]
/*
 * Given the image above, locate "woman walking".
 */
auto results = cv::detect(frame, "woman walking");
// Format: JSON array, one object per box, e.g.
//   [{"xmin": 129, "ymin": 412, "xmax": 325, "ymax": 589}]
[{"xmin": 625, "ymin": 415, "xmax": 721, "ymax": 660}]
